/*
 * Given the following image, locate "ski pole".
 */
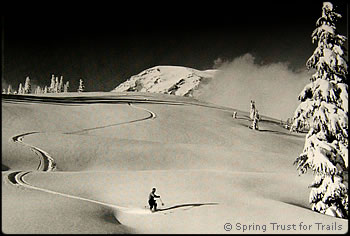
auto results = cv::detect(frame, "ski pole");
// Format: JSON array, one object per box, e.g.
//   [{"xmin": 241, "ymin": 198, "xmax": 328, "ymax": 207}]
[{"xmin": 159, "ymin": 197, "xmax": 164, "ymax": 206}]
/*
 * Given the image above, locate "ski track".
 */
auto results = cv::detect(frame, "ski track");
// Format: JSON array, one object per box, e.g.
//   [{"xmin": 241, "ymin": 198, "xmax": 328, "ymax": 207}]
[
  {"xmin": 65, "ymin": 103, "xmax": 156, "ymax": 135},
  {"xmin": 11, "ymin": 132, "xmax": 56, "ymax": 172},
  {"xmin": 6, "ymin": 101, "xmax": 161, "ymax": 217},
  {"xmin": 5, "ymin": 99, "xmax": 221, "ymax": 220},
  {"xmin": 8, "ymin": 171, "xmax": 142, "ymax": 213},
  {"xmin": 129, "ymin": 102, "xmax": 157, "ymax": 119}
]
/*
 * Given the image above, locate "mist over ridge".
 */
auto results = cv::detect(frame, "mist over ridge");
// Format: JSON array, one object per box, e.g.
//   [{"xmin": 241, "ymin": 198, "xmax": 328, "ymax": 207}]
[{"xmin": 197, "ymin": 53, "xmax": 311, "ymax": 120}]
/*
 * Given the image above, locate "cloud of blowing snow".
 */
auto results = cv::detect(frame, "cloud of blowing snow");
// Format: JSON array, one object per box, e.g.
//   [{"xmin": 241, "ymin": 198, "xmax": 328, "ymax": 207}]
[
  {"xmin": 198, "ymin": 53, "xmax": 311, "ymax": 120},
  {"xmin": 2, "ymin": 79, "xmax": 9, "ymax": 90}
]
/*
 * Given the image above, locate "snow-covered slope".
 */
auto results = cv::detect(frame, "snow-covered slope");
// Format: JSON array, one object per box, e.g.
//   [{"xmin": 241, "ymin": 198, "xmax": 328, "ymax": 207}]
[
  {"xmin": 112, "ymin": 66, "xmax": 218, "ymax": 97},
  {"xmin": 2, "ymin": 93, "xmax": 348, "ymax": 234}
]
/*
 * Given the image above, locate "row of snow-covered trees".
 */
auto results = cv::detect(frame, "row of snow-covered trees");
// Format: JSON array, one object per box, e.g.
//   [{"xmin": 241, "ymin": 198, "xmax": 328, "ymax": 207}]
[
  {"xmin": 46, "ymin": 75, "xmax": 70, "ymax": 94},
  {"xmin": 291, "ymin": 2, "xmax": 348, "ymax": 218},
  {"xmin": 15, "ymin": 76, "xmax": 32, "ymax": 94},
  {"xmin": 2, "ymin": 75, "xmax": 86, "ymax": 95}
]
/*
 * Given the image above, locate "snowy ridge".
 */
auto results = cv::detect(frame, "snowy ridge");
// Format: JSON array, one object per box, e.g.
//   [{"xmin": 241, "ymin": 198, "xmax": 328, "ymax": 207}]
[{"xmin": 112, "ymin": 66, "xmax": 218, "ymax": 97}]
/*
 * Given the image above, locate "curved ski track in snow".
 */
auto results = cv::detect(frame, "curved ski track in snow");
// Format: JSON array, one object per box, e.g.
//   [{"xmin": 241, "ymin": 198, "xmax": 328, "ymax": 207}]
[
  {"xmin": 6, "ymin": 101, "xmax": 160, "ymax": 216},
  {"xmin": 11, "ymin": 132, "xmax": 56, "ymax": 171},
  {"xmin": 65, "ymin": 102, "xmax": 156, "ymax": 135},
  {"xmin": 7, "ymin": 170, "xmax": 150, "ymax": 214},
  {"xmin": 129, "ymin": 102, "xmax": 157, "ymax": 119},
  {"xmin": 6, "ymin": 99, "xmax": 219, "ymax": 218}
]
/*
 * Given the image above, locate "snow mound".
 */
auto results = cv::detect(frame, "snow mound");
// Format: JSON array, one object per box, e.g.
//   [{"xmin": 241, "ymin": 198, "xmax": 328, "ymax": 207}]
[
  {"xmin": 116, "ymin": 207, "xmax": 152, "ymax": 215},
  {"xmin": 112, "ymin": 66, "xmax": 218, "ymax": 97}
]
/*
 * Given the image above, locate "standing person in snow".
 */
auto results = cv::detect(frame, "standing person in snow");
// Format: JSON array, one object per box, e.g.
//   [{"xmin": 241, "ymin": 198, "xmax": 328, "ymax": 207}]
[{"xmin": 148, "ymin": 187, "xmax": 161, "ymax": 212}]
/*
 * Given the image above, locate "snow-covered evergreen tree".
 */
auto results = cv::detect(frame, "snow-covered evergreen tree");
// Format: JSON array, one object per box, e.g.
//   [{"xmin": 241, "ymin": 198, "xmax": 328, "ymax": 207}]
[
  {"xmin": 44, "ymin": 86, "xmax": 48, "ymax": 94},
  {"xmin": 24, "ymin": 76, "xmax": 31, "ymax": 94},
  {"xmin": 64, "ymin": 81, "xmax": 69, "ymax": 93},
  {"xmin": 249, "ymin": 100, "xmax": 260, "ymax": 130},
  {"xmin": 35, "ymin": 86, "xmax": 42, "ymax": 94},
  {"xmin": 58, "ymin": 76, "xmax": 63, "ymax": 93},
  {"xmin": 54, "ymin": 77, "xmax": 59, "ymax": 93},
  {"xmin": 77, "ymin": 79, "xmax": 85, "ymax": 92},
  {"xmin": 49, "ymin": 74, "xmax": 55, "ymax": 93},
  {"xmin": 250, "ymin": 100, "xmax": 256, "ymax": 120},
  {"xmin": 7, "ymin": 84, "xmax": 12, "ymax": 94},
  {"xmin": 232, "ymin": 111, "xmax": 237, "ymax": 119},
  {"xmin": 291, "ymin": 2, "xmax": 348, "ymax": 219},
  {"xmin": 2, "ymin": 89, "xmax": 6, "ymax": 94},
  {"xmin": 18, "ymin": 83, "xmax": 23, "ymax": 94},
  {"xmin": 252, "ymin": 110, "xmax": 260, "ymax": 130}
]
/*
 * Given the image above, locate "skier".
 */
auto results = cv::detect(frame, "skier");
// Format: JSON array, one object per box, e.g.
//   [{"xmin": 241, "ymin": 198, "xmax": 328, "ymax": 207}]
[{"xmin": 148, "ymin": 187, "xmax": 161, "ymax": 212}]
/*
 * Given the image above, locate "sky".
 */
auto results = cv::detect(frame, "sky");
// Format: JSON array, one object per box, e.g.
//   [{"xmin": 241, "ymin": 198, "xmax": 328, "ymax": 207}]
[{"xmin": 2, "ymin": 1, "xmax": 348, "ymax": 93}]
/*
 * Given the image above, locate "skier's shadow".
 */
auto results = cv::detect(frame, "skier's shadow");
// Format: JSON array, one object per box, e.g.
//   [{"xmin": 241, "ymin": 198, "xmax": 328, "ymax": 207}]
[{"xmin": 157, "ymin": 202, "xmax": 218, "ymax": 212}]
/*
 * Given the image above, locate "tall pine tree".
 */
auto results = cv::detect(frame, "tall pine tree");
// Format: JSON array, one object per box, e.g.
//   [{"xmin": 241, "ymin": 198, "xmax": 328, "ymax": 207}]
[
  {"xmin": 18, "ymin": 83, "xmax": 23, "ymax": 94},
  {"xmin": 49, "ymin": 74, "xmax": 55, "ymax": 93},
  {"xmin": 291, "ymin": 2, "xmax": 348, "ymax": 218},
  {"xmin": 24, "ymin": 76, "xmax": 31, "ymax": 94},
  {"xmin": 7, "ymin": 84, "xmax": 12, "ymax": 94},
  {"xmin": 78, "ymin": 79, "xmax": 85, "ymax": 92},
  {"xmin": 54, "ymin": 77, "xmax": 59, "ymax": 93},
  {"xmin": 64, "ymin": 81, "xmax": 69, "ymax": 93},
  {"xmin": 58, "ymin": 76, "xmax": 64, "ymax": 93}
]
